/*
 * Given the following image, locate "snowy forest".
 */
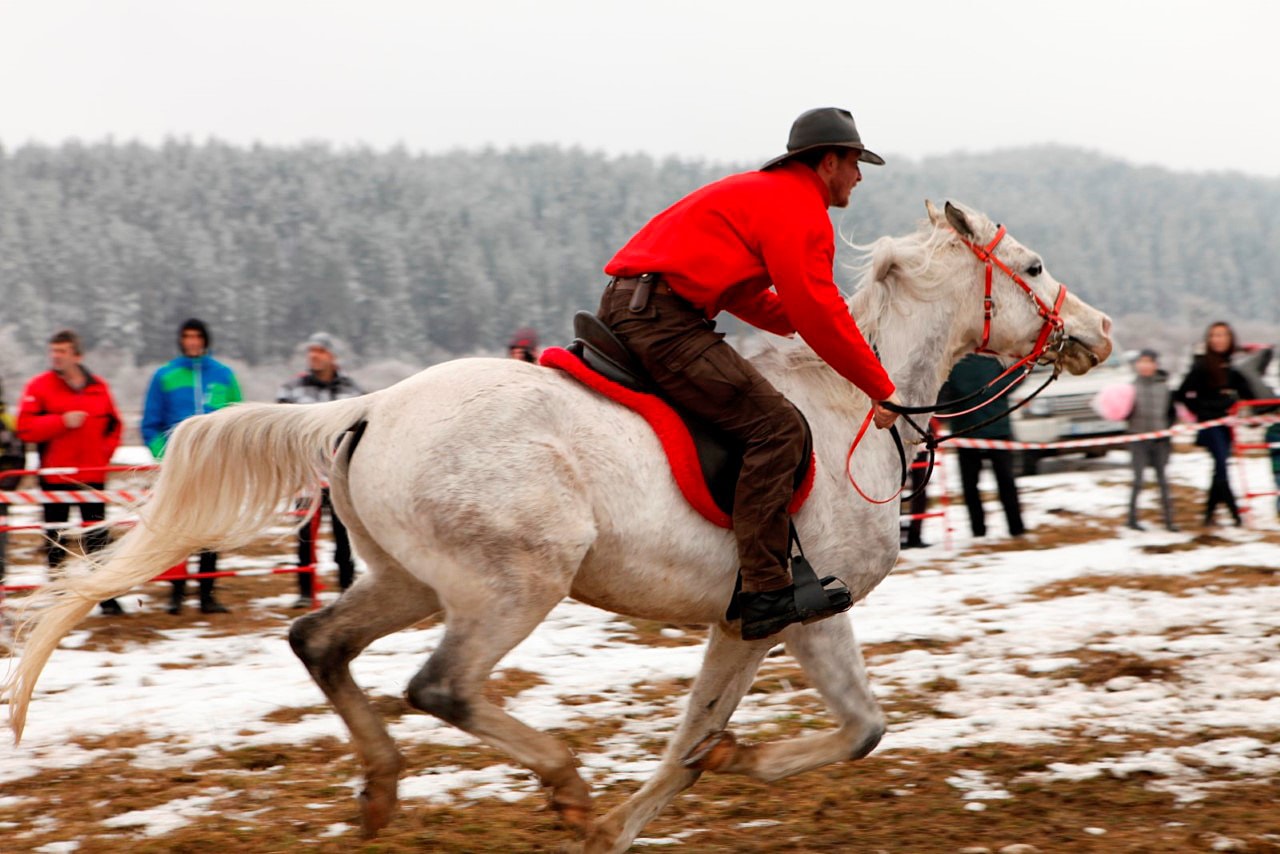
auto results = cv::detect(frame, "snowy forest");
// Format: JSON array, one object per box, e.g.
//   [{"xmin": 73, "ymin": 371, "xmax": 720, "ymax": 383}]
[{"xmin": 2, "ymin": 139, "xmax": 1278, "ymax": 392}]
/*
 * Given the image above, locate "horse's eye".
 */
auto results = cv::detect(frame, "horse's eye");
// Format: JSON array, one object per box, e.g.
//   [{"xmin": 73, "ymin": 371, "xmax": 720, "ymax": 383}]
[{"xmin": 1026, "ymin": 262, "xmax": 1043, "ymax": 277}]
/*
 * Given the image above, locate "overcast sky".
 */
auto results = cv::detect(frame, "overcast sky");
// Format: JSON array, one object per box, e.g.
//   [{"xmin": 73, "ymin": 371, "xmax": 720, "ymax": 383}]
[{"xmin": 2, "ymin": 0, "xmax": 1276, "ymax": 177}]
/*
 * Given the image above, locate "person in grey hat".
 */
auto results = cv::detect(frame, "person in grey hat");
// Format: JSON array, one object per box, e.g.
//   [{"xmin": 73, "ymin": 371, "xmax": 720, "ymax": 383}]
[
  {"xmin": 598, "ymin": 107, "xmax": 902, "ymax": 641},
  {"xmin": 277, "ymin": 332, "xmax": 366, "ymax": 608}
]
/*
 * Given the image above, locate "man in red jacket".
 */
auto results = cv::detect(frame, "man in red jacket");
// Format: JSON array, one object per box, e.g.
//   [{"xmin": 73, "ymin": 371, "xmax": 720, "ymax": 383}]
[
  {"xmin": 600, "ymin": 107, "xmax": 902, "ymax": 641},
  {"xmin": 17, "ymin": 329, "xmax": 124, "ymax": 615}
]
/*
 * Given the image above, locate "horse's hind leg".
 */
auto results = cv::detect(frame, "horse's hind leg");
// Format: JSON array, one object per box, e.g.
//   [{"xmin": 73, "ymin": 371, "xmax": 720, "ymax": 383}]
[
  {"xmin": 684, "ymin": 616, "xmax": 886, "ymax": 782},
  {"xmin": 404, "ymin": 574, "xmax": 593, "ymax": 835},
  {"xmin": 583, "ymin": 625, "xmax": 773, "ymax": 854},
  {"xmin": 288, "ymin": 554, "xmax": 441, "ymax": 837}
]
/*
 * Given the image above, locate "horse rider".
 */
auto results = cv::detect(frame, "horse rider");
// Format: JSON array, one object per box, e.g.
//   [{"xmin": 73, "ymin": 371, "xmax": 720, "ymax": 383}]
[{"xmin": 598, "ymin": 107, "xmax": 902, "ymax": 641}]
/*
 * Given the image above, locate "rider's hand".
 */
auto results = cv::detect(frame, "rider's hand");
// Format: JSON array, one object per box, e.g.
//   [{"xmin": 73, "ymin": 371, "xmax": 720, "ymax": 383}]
[
  {"xmin": 63, "ymin": 411, "xmax": 88, "ymax": 429},
  {"xmin": 872, "ymin": 394, "xmax": 902, "ymax": 430}
]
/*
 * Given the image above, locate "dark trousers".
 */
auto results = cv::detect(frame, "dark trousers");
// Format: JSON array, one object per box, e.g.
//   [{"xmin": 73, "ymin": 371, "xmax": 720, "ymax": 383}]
[
  {"xmin": 0, "ymin": 506, "xmax": 9, "ymax": 582},
  {"xmin": 41, "ymin": 482, "xmax": 110, "ymax": 568},
  {"xmin": 171, "ymin": 550, "xmax": 219, "ymax": 600},
  {"xmin": 598, "ymin": 280, "xmax": 806, "ymax": 593},
  {"xmin": 1198, "ymin": 425, "xmax": 1239, "ymax": 522},
  {"xmin": 900, "ymin": 449, "xmax": 928, "ymax": 546},
  {"xmin": 956, "ymin": 448, "xmax": 1025, "ymax": 537},
  {"xmin": 297, "ymin": 489, "xmax": 354, "ymax": 596},
  {"xmin": 1129, "ymin": 438, "xmax": 1174, "ymax": 527},
  {"xmin": 41, "ymin": 481, "xmax": 117, "ymax": 608}
]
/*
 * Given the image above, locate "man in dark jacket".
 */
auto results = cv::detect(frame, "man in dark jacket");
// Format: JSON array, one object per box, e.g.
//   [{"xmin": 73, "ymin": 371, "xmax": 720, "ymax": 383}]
[
  {"xmin": 16, "ymin": 329, "xmax": 124, "ymax": 614},
  {"xmin": 599, "ymin": 107, "xmax": 902, "ymax": 641},
  {"xmin": 277, "ymin": 333, "xmax": 365, "ymax": 608},
  {"xmin": 939, "ymin": 354, "xmax": 1026, "ymax": 539}
]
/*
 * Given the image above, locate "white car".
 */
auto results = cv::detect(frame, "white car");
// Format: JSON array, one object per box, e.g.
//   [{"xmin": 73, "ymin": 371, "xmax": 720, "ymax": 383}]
[{"xmin": 1009, "ymin": 351, "xmax": 1133, "ymax": 474}]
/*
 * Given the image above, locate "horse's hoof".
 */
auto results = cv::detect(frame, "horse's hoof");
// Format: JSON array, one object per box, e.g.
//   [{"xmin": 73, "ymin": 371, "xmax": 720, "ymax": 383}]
[
  {"xmin": 850, "ymin": 724, "xmax": 885, "ymax": 760},
  {"xmin": 358, "ymin": 789, "xmax": 397, "ymax": 838},
  {"xmin": 557, "ymin": 804, "xmax": 594, "ymax": 838},
  {"xmin": 681, "ymin": 730, "xmax": 737, "ymax": 772}
]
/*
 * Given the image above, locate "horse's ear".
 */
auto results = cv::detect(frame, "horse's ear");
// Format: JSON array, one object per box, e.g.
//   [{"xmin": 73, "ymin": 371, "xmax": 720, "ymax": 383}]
[
  {"xmin": 925, "ymin": 200, "xmax": 944, "ymax": 226},
  {"xmin": 944, "ymin": 201, "xmax": 975, "ymax": 240}
]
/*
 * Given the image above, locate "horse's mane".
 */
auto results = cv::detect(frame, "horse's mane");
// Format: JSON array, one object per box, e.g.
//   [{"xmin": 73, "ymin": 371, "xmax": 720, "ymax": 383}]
[
  {"xmin": 750, "ymin": 219, "xmax": 957, "ymax": 403},
  {"xmin": 843, "ymin": 220, "xmax": 955, "ymax": 344}
]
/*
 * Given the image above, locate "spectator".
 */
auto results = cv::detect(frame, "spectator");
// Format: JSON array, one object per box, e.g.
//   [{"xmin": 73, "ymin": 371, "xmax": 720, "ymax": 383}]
[
  {"xmin": 939, "ymin": 354, "xmax": 1026, "ymax": 539},
  {"xmin": 899, "ymin": 447, "xmax": 930, "ymax": 549},
  {"xmin": 276, "ymin": 332, "xmax": 365, "ymax": 609},
  {"xmin": 1126, "ymin": 349, "xmax": 1178, "ymax": 531},
  {"xmin": 1174, "ymin": 321, "xmax": 1252, "ymax": 527},
  {"xmin": 1267, "ymin": 422, "xmax": 1280, "ymax": 517},
  {"xmin": 141, "ymin": 318, "xmax": 242, "ymax": 614},
  {"xmin": 508, "ymin": 328, "xmax": 539, "ymax": 363},
  {"xmin": 15, "ymin": 330, "xmax": 124, "ymax": 615},
  {"xmin": 2, "ymin": 379, "xmax": 28, "ymax": 584}
]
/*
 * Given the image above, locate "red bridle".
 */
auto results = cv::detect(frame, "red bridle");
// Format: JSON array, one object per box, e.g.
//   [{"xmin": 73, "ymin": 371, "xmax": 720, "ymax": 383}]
[
  {"xmin": 845, "ymin": 224, "xmax": 1072, "ymax": 504},
  {"xmin": 960, "ymin": 224, "xmax": 1068, "ymax": 368}
]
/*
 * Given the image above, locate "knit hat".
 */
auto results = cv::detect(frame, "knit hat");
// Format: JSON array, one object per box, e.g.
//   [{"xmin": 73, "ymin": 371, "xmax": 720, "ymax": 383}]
[
  {"xmin": 1136, "ymin": 348, "xmax": 1159, "ymax": 361},
  {"xmin": 179, "ymin": 317, "xmax": 210, "ymax": 351},
  {"xmin": 306, "ymin": 332, "xmax": 337, "ymax": 354}
]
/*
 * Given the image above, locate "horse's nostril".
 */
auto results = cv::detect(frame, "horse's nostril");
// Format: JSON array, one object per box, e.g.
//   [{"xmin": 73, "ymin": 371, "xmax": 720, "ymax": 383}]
[{"xmin": 1101, "ymin": 315, "xmax": 1113, "ymax": 337}]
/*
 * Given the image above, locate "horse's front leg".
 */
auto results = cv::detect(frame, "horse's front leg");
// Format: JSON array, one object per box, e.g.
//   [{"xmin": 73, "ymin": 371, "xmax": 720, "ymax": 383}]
[
  {"xmin": 683, "ymin": 614, "xmax": 886, "ymax": 782},
  {"xmin": 582, "ymin": 624, "xmax": 774, "ymax": 854}
]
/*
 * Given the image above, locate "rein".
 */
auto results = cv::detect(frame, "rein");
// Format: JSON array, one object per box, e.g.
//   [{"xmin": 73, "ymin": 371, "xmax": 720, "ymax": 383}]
[{"xmin": 846, "ymin": 224, "xmax": 1071, "ymax": 504}]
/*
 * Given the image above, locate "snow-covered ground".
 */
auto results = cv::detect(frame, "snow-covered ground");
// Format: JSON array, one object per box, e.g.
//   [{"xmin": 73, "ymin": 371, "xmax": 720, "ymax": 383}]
[{"xmin": 2, "ymin": 441, "xmax": 1279, "ymax": 841}]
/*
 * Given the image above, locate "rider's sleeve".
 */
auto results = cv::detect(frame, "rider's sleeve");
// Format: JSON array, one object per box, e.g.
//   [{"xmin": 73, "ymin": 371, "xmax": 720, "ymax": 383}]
[
  {"xmin": 724, "ymin": 289, "xmax": 795, "ymax": 337},
  {"xmin": 759, "ymin": 208, "xmax": 896, "ymax": 402}
]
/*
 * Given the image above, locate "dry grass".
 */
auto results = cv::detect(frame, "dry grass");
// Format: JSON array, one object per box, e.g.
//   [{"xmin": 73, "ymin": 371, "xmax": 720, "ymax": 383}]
[{"xmin": 5, "ymin": 724, "xmax": 1280, "ymax": 852}]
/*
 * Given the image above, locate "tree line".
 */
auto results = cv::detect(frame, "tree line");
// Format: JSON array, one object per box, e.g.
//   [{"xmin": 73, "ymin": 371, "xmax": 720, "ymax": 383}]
[{"xmin": 2, "ymin": 139, "xmax": 1278, "ymax": 368}]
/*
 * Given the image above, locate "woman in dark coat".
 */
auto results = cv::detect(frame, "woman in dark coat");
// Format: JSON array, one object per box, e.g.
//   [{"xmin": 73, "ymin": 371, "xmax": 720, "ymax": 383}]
[{"xmin": 1175, "ymin": 321, "xmax": 1253, "ymax": 526}]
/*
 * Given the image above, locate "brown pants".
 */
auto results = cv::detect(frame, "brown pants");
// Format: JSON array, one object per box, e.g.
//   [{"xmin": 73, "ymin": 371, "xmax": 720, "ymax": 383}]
[{"xmin": 598, "ymin": 279, "xmax": 805, "ymax": 592}]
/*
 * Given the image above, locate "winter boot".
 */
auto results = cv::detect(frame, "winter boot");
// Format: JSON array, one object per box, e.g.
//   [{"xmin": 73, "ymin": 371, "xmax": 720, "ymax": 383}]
[{"xmin": 167, "ymin": 582, "xmax": 185, "ymax": 615}]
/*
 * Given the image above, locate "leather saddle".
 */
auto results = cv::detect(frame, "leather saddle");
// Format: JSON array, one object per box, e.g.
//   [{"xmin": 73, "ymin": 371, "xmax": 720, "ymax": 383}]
[{"xmin": 567, "ymin": 311, "xmax": 812, "ymax": 517}]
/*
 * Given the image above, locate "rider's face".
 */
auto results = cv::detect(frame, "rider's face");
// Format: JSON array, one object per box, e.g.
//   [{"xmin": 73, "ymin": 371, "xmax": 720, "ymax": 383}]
[{"xmin": 824, "ymin": 151, "xmax": 862, "ymax": 208}]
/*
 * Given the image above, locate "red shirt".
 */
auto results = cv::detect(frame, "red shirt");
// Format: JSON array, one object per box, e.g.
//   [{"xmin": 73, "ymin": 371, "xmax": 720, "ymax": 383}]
[
  {"xmin": 16, "ymin": 369, "xmax": 123, "ymax": 485},
  {"xmin": 605, "ymin": 161, "xmax": 895, "ymax": 401}
]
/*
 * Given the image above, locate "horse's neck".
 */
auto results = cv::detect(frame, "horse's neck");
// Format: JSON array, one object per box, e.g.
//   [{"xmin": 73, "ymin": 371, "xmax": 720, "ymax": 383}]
[
  {"xmin": 750, "ymin": 283, "xmax": 963, "ymax": 451},
  {"xmin": 849, "ymin": 287, "xmax": 959, "ymax": 412}
]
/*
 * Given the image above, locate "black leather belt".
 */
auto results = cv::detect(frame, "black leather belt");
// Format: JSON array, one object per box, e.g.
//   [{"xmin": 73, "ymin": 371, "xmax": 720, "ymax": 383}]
[
  {"xmin": 610, "ymin": 273, "xmax": 678, "ymax": 313},
  {"xmin": 610, "ymin": 274, "xmax": 675, "ymax": 296}
]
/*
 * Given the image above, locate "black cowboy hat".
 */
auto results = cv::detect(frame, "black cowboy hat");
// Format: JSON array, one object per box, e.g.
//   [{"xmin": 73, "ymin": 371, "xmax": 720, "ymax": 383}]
[{"xmin": 761, "ymin": 107, "xmax": 885, "ymax": 170}]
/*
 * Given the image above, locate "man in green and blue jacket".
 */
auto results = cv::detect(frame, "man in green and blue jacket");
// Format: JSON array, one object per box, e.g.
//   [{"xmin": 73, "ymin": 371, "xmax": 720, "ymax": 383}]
[{"xmin": 141, "ymin": 317, "xmax": 241, "ymax": 614}]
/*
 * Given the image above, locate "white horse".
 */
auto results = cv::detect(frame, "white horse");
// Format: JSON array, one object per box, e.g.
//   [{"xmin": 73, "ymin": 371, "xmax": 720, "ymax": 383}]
[{"xmin": 4, "ymin": 201, "xmax": 1111, "ymax": 852}]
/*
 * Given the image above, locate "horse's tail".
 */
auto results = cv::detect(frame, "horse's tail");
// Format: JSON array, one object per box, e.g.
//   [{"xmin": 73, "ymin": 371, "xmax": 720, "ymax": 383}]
[{"xmin": 2, "ymin": 396, "xmax": 375, "ymax": 742}]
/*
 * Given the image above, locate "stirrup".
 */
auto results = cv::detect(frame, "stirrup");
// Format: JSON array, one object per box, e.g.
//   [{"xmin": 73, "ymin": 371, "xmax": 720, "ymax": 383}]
[
  {"xmin": 798, "ymin": 575, "xmax": 853, "ymax": 624},
  {"xmin": 787, "ymin": 520, "xmax": 851, "ymax": 623}
]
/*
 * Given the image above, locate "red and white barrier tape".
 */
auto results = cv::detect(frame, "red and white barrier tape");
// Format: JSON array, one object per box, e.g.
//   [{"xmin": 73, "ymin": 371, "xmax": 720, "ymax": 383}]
[
  {"xmin": 0, "ymin": 489, "xmax": 147, "ymax": 504},
  {"xmin": 943, "ymin": 413, "xmax": 1280, "ymax": 451}
]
